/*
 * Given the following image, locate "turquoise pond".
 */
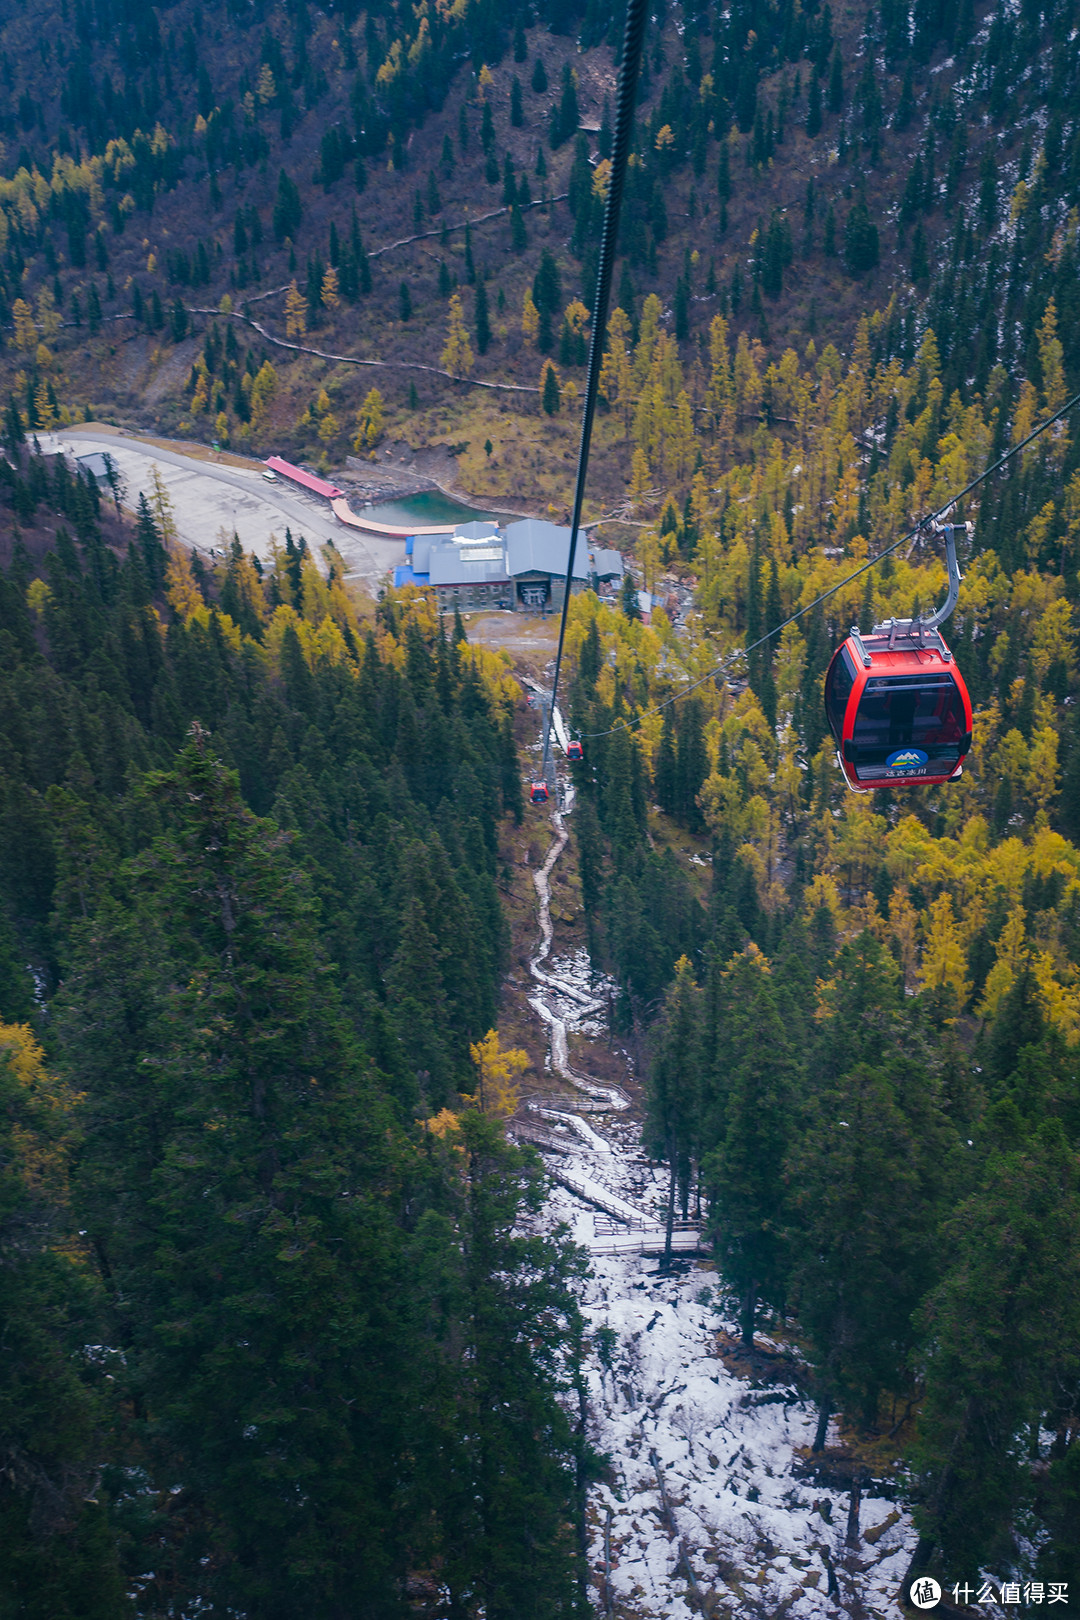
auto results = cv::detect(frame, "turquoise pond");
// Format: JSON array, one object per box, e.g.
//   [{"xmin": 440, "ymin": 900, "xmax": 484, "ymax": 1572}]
[{"xmin": 352, "ymin": 489, "xmax": 507, "ymax": 529}]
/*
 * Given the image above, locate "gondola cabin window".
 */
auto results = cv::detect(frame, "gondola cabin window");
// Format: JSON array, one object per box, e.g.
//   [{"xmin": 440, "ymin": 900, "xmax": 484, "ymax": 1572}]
[
  {"xmin": 849, "ymin": 676, "xmax": 967, "ymax": 779},
  {"xmin": 825, "ymin": 646, "xmax": 857, "ymax": 741}
]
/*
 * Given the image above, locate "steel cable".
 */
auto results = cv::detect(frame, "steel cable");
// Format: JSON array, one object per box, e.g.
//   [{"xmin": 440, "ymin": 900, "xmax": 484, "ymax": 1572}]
[
  {"xmin": 576, "ymin": 384, "xmax": 1080, "ymax": 741},
  {"xmin": 539, "ymin": 0, "xmax": 650, "ymax": 784}
]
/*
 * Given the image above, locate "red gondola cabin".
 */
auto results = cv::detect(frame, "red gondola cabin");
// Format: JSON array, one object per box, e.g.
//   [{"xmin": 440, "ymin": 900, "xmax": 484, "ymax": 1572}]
[
  {"xmin": 530, "ymin": 781, "xmax": 550, "ymax": 804},
  {"xmin": 825, "ymin": 620, "xmax": 973, "ymax": 793},
  {"xmin": 566, "ymin": 739, "xmax": 583, "ymax": 761}
]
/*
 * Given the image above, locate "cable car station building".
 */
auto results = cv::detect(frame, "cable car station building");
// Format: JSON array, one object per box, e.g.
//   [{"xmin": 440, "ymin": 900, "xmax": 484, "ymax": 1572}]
[
  {"xmin": 392, "ymin": 518, "xmax": 590, "ymax": 614},
  {"xmin": 503, "ymin": 520, "xmax": 589, "ymax": 611}
]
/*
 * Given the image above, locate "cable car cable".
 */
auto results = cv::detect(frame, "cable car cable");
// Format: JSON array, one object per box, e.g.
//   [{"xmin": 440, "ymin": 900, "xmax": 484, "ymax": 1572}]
[
  {"xmin": 539, "ymin": 0, "xmax": 649, "ymax": 785},
  {"xmin": 574, "ymin": 381, "xmax": 1080, "ymax": 742}
]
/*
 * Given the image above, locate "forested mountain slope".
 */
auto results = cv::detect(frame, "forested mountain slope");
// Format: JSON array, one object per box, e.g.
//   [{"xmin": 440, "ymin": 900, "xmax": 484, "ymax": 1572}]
[
  {"xmin": 552, "ymin": 314, "xmax": 1080, "ymax": 1581},
  {"xmin": 0, "ymin": 454, "xmax": 597, "ymax": 1617},
  {"xmin": 2, "ymin": 0, "xmax": 1080, "ymax": 509},
  {"xmin": 3, "ymin": 0, "xmax": 1080, "ymax": 1604}
]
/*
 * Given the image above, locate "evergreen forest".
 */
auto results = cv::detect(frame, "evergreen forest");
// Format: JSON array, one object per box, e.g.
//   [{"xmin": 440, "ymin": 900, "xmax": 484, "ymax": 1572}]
[
  {"xmin": 0, "ymin": 458, "xmax": 599, "ymax": 1617},
  {"xmin": 1, "ymin": 0, "xmax": 1080, "ymax": 1608}
]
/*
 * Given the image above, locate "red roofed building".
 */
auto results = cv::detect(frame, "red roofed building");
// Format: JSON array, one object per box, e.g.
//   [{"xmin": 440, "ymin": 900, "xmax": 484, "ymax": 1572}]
[{"xmin": 264, "ymin": 457, "xmax": 344, "ymax": 501}]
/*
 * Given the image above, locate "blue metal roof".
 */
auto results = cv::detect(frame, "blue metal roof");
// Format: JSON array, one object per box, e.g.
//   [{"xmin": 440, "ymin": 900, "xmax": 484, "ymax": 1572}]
[{"xmin": 393, "ymin": 565, "xmax": 430, "ymax": 587}]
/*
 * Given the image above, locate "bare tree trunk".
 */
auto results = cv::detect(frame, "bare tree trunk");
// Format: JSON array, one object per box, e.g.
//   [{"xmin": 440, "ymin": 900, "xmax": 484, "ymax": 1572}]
[
  {"xmin": 812, "ymin": 1394, "xmax": 832, "ymax": 1452},
  {"xmin": 900, "ymin": 1534, "xmax": 937, "ymax": 1602},
  {"xmin": 664, "ymin": 1130, "xmax": 676, "ymax": 1267},
  {"xmin": 899, "ymin": 1398, "xmax": 974, "ymax": 1599},
  {"xmin": 845, "ymin": 1468, "xmax": 863, "ymax": 1548},
  {"xmin": 574, "ymin": 1358, "xmax": 589, "ymax": 1614},
  {"xmin": 740, "ymin": 1283, "xmax": 757, "ymax": 1349}
]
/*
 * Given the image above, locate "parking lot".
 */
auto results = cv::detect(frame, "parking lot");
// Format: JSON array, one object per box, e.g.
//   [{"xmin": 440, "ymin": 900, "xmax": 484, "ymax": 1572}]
[{"xmin": 49, "ymin": 427, "xmax": 405, "ymax": 591}]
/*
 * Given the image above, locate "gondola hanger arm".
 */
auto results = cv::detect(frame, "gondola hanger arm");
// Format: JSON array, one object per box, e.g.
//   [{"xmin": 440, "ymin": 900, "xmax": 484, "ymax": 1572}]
[{"xmin": 919, "ymin": 521, "xmax": 965, "ymax": 633}]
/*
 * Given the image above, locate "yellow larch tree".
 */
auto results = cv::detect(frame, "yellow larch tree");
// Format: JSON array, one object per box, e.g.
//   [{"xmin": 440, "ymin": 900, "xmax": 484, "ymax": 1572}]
[
  {"xmin": 12, "ymin": 298, "xmax": 36, "ymax": 350},
  {"xmin": 467, "ymin": 1029, "xmax": 529, "ymax": 1117},
  {"xmin": 0, "ymin": 1020, "xmax": 78, "ymax": 1206},
  {"xmin": 629, "ymin": 446, "xmax": 652, "ymax": 511},
  {"xmin": 979, "ymin": 906, "xmax": 1029, "ymax": 1021},
  {"xmin": 521, "ymin": 288, "xmax": 540, "ymax": 347},
  {"xmin": 1037, "ymin": 297, "xmax": 1070, "ymax": 465},
  {"xmin": 918, "ymin": 893, "xmax": 971, "ymax": 1009},
  {"xmin": 1026, "ymin": 726, "xmax": 1060, "ymax": 817},
  {"xmin": 165, "ymin": 544, "xmax": 204, "ymax": 621},
  {"xmin": 1038, "ymin": 297, "xmax": 1067, "ymax": 415},
  {"xmin": 35, "ymin": 285, "xmax": 60, "ymax": 339},
  {"xmin": 190, "ymin": 359, "xmax": 210, "ymax": 414},
  {"xmin": 33, "ymin": 379, "xmax": 54, "ymax": 428},
  {"xmin": 888, "ymin": 890, "xmax": 920, "ymax": 992},
  {"xmin": 705, "ymin": 313, "xmax": 732, "ymax": 426},
  {"xmin": 1011, "ymin": 378, "xmax": 1041, "ymax": 469},
  {"xmin": 321, "ymin": 266, "xmax": 340, "ymax": 310},
  {"xmin": 633, "ymin": 293, "xmax": 662, "ymax": 387},
  {"xmin": 250, "ymin": 360, "xmax": 278, "ymax": 431},
  {"xmin": 668, "ymin": 390, "xmax": 696, "ymax": 487},
  {"xmin": 354, "ymin": 387, "xmax": 384, "ymax": 449},
  {"xmin": 599, "ymin": 306, "xmax": 633, "ymax": 437},
  {"xmin": 441, "ymin": 293, "xmax": 474, "ymax": 375},
  {"xmin": 284, "ymin": 279, "xmax": 306, "ymax": 339},
  {"xmin": 564, "ymin": 298, "xmax": 590, "ymax": 335},
  {"xmin": 639, "ymin": 525, "xmax": 661, "ymax": 591}
]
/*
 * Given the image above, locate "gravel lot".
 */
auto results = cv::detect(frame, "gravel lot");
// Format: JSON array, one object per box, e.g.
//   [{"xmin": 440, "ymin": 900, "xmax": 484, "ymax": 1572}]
[{"xmin": 49, "ymin": 427, "xmax": 405, "ymax": 592}]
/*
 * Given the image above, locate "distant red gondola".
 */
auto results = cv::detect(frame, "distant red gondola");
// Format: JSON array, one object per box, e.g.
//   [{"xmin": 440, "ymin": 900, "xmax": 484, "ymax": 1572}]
[
  {"xmin": 530, "ymin": 781, "xmax": 550, "ymax": 804},
  {"xmin": 566, "ymin": 739, "xmax": 583, "ymax": 761},
  {"xmin": 823, "ymin": 524, "xmax": 973, "ymax": 793}
]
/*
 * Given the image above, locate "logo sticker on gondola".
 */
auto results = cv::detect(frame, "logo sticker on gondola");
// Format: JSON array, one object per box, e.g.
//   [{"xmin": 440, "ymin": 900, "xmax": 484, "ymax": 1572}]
[{"xmin": 886, "ymin": 748, "xmax": 928, "ymax": 769}]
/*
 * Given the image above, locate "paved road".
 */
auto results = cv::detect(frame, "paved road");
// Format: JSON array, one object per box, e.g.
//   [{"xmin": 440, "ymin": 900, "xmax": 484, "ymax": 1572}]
[{"xmin": 48, "ymin": 429, "xmax": 405, "ymax": 589}]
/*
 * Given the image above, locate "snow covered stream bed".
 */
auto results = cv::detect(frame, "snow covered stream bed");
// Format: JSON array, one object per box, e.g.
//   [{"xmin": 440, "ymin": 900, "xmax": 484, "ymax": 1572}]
[
  {"xmin": 519, "ymin": 811, "xmax": 918, "ymax": 1618},
  {"xmin": 555, "ymin": 1175, "xmax": 916, "ymax": 1618}
]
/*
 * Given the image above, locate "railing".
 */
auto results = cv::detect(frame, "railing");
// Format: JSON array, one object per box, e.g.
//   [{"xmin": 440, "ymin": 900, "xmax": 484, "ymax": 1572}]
[
  {"xmin": 525, "ymin": 1092, "xmax": 612, "ymax": 1115},
  {"xmin": 593, "ymin": 1217, "xmax": 700, "ymax": 1236},
  {"xmin": 590, "ymin": 1228, "xmax": 705, "ymax": 1257},
  {"xmin": 547, "ymin": 1166, "xmax": 646, "ymax": 1224},
  {"xmin": 506, "ymin": 1120, "xmax": 573, "ymax": 1155}
]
